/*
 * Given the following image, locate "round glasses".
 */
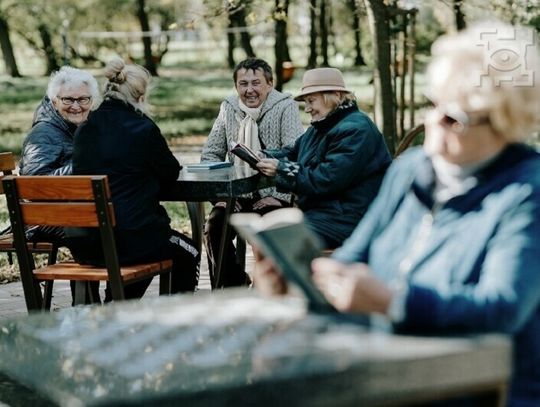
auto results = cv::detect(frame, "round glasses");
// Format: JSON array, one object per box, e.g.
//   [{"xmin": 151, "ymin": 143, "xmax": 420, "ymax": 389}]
[
  {"xmin": 57, "ymin": 96, "xmax": 92, "ymax": 107},
  {"xmin": 425, "ymin": 95, "xmax": 490, "ymax": 134}
]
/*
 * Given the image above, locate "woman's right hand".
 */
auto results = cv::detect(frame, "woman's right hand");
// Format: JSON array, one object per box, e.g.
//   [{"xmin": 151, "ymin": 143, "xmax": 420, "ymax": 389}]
[
  {"xmin": 257, "ymin": 158, "xmax": 279, "ymax": 177},
  {"xmin": 253, "ymin": 246, "xmax": 288, "ymax": 296}
]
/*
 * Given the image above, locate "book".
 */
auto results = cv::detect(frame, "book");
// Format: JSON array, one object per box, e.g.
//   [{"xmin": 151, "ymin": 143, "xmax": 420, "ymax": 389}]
[
  {"xmin": 229, "ymin": 207, "xmax": 336, "ymax": 313},
  {"xmin": 186, "ymin": 161, "xmax": 233, "ymax": 172},
  {"xmin": 230, "ymin": 142, "xmax": 261, "ymax": 170}
]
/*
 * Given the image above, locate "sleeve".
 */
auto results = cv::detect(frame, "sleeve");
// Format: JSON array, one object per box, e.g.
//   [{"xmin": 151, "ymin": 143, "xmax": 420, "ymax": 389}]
[
  {"xmin": 19, "ymin": 127, "xmax": 72, "ymax": 176},
  {"xmin": 274, "ymin": 120, "xmax": 379, "ymax": 195},
  {"xmin": 146, "ymin": 125, "xmax": 181, "ymax": 183},
  {"xmin": 397, "ymin": 182, "xmax": 540, "ymax": 335},
  {"xmin": 279, "ymin": 99, "xmax": 304, "ymax": 148},
  {"xmin": 201, "ymin": 102, "xmax": 229, "ymax": 162},
  {"xmin": 331, "ymin": 155, "xmax": 412, "ymax": 264}
]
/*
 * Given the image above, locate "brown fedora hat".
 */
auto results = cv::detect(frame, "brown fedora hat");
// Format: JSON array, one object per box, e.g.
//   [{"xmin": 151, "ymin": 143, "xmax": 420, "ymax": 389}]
[{"xmin": 294, "ymin": 68, "xmax": 351, "ymax": 101}]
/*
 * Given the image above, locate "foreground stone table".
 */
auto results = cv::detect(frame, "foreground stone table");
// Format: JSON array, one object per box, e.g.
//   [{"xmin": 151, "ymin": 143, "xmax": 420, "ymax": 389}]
[{"xmin": 0, "ymin": 291, "xmax": 511, "ymax": 406}]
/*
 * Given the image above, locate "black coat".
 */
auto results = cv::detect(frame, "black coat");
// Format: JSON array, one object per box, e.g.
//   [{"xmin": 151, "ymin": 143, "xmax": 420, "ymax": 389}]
[
  {"xmin": 68, "ymin": 98, "xmax": 181, "ymax": 265},
  {"xmin": 267, "ymin": 102, "xmax": 392, "ymax": 246},
  {"xmin": 19, "ymin": 96, "xmax": 75, "ymax": 176}
]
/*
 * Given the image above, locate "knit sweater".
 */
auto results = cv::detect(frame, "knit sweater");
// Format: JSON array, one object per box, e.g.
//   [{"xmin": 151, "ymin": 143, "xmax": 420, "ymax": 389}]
[{"xmin": 201, "ymin": 88, "xmax": 304, "ymax": 201}]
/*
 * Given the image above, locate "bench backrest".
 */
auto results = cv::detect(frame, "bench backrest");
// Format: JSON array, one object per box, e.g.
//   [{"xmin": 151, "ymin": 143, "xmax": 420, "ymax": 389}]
[
  {"xmin": 0, "ymin": 152, "xmax": 16, "ymax": 194},
  {"xmin": 3, "ymin": 175, "xmax": 115, "ymax": 227}
]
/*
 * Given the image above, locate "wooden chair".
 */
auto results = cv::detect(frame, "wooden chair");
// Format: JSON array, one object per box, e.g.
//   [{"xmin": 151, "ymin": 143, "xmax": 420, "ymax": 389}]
[
  {"xmin": 394, "ymin": 123, "xmax": 425, "ymax": 158},
  {"xmin": 2, "ymin": 175, "xmax": 172, "ymax": 312},
  {"xmin": 0, "ymin": 152, "xmax": 58, "ymax": 270}
]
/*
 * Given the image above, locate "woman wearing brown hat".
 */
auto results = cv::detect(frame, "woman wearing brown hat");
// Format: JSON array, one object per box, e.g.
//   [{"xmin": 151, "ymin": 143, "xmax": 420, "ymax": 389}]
[{"xmin": 257, "ymin": 67, "xmax": 391, "ymax": 248}]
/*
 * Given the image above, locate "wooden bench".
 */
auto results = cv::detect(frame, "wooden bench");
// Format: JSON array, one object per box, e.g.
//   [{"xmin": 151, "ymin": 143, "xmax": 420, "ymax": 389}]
[
  {"xmin": 2, "ymin": 175, "xmax": 173, "ymax": 311},
  {"xmin": 0, "ymin": 152, "xmax": 58, "ymax": 278}
]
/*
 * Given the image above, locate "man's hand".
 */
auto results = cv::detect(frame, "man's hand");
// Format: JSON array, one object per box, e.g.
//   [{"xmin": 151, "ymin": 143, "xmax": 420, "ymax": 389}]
[
  {"xmin": 257, "ymin": 158, "xmax": 279, "ymax": 177},
  {"xmin": 312, "ymin": 258, "xmax": 393, "ymax": 315},
  {"xmin": 252, "ymin": 196, "xmax": 282, "ymax": 210}
]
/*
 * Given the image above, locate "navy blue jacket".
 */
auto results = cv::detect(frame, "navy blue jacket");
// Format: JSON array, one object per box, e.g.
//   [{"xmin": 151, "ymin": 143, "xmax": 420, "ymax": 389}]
[
  {"xmin": 266, "ymin": 102, "xmax": 391, "ymax": 247},
  {"xmin": 335, "ymin": 145, "xmax": 540, "ymax": 405},
  {"xmin": 68, "ymin": 98, "xmax": 181, "ymax": 265}
]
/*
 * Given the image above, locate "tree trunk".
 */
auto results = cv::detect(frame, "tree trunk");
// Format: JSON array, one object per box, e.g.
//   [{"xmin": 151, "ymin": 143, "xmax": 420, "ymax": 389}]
[
  {"xmin": 0, "ymin": 16, "xmax": 21, "ymax": 77},
  {"xmin": 319, "ymin": 0, "xmax": 329, "ymax": 66},
  {"xmin": 274, "ymin": 0, "xmax": 289, "ymax": 91},
  {"xmin": 365, "ymin": 0, "xmax": 396, "ymax": 154},
  {"xmin": 348, "ymin": 0, "xmax": 366, "ymax": 66},
  {"xmin": 136, "ymin": 0, "xmax": 158, "ymax": 76},
  {"xmin": 38, "ymin": 24, "xmax": 60, "ymax": 75},
  {"xmin": 453, "ymin": 0, "xmax": 466, "ymax": 31},
  {"xmin": 227, "ymin": 21, "xmax": 236, "ymax": 69},
  {"xmin": 237, "ymin": 7, "xmax": 256, "ymax": 58},
  {"xmin": 308, "ymin": 0, "xmax": 318, "ymax": 68}
]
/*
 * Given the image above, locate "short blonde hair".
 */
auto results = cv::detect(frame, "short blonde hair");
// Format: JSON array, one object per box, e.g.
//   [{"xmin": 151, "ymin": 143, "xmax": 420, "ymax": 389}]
[
  {"xmin": 103, "ymin": 58, "xmax": 151, "ymax": 115},
  {"xmin": 427, "ymin": 21, "xmax": 540, "ymax": 142},
  {"xmin": 321, "ymin": 91, "xmax": 356, "ymax": 111}
]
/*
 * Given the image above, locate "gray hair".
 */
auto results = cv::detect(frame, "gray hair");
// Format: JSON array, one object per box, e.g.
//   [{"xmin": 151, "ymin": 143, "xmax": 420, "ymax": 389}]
[
  {"xmin": 46, "ymin": 66, "xmax": 100, "ymax": 109},
  {"xmin": 427, "ymin": 21, "xmax": 540, "ymax": 142}
]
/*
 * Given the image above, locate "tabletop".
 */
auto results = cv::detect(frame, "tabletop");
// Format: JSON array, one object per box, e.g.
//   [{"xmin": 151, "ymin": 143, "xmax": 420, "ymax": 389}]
[
  {"xmin": 0, "ymin": 290, "xmax": 512, "ymax": 406},
  {"xmin": 161, "ymin": 164, "xmax": 273, "ymax": 202}
]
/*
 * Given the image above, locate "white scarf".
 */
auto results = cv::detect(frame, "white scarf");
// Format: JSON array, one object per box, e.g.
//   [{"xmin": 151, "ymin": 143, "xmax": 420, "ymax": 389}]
[{"xmin": 235, "ymin": 100, "xmax": 262, "ymax": 166}]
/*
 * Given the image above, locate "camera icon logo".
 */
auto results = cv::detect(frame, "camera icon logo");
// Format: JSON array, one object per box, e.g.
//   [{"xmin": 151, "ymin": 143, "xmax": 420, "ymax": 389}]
[{"xmin": 475, "ymin": 26, "xmax": 535, "ymax": 87}]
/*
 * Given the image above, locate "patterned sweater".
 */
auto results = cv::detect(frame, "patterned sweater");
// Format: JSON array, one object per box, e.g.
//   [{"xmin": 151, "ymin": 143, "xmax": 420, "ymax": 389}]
[{"xmin": 201, "ymin": 88, "xmax": 304, "ymax": 201}]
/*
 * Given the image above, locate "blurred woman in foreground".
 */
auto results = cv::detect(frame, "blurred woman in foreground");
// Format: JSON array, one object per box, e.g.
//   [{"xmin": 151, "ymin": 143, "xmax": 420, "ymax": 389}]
[{"xmin": 256, "ymin": 22, "xmax": 540, "ymax": 406}]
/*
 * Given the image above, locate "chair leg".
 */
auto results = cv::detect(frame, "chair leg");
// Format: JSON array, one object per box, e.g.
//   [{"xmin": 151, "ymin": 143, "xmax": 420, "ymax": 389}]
[
  {"xmin": 7, "ymin": 252, "xmax": 13, "ymax": 265},
  {"xmin": 159, "ymin": 272, "xmax": 171, "ymax": 295},
  {"xmin": 236, "ymin": 237, "xmax": 246, "ymax": 276},
  {"xmin": 42, "ymin": 281, "xmax": 54, "ymax": 310},
  {"xmin": 73, "ymin": 281, "xmax": 87, "ymax": 305},
  {"xmin": 47, "ymin": 246, "xmax": 59, "ymax": 266}
]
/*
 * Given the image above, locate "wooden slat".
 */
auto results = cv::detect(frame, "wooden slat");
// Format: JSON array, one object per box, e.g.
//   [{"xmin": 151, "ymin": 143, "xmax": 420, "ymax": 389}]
[
  {"xmin": 13, "ymin": 176, "xmax": 110, "ymax": 200},
  {"xmin": 21, "ymin": 203, "xmax": 100, "ymax": 227},
  {"xmin": 34, "ymin": 260, "xmax": 172, "ymax": 282},
  {"xmin": 0, "ymin": 239, "xmax": 54, "ymax": 252},
  {"xmin": 0, "ymin": 152, "xmax": 15, "ymax": 172}
]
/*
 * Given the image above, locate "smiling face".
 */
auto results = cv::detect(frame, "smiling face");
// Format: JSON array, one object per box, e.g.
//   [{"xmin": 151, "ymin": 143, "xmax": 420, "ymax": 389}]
[
  {"xmin": 303, "ymin": 92, "xmax": 334, "ymax": 122},
  {"xmin": 52, "ymin": 84, "xmax": 92, "ymax": 126},
  {"xmin": 235, "ymin": 68, "xmax": 273, "ymax": 108}
]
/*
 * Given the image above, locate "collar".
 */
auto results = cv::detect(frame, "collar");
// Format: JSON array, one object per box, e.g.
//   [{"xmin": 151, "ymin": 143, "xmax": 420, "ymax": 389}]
[{"xmin": 310, "ymin": 101, "xmax": 357, "ymax": 132}]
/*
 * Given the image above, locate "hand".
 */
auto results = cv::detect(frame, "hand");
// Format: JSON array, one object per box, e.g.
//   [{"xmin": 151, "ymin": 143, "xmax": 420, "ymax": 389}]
[
  {"xmin": 257, "ymin": 158, "xmax": 279, "ymax": 177},
  {"xmin": 253, "ymin": 246, "xmax": 288, "ymax": 296},
  {"xmin": 215, "ymin": 200, "xmax": 243, "ymax": 211},
  {"xmin": 311, "ymin": 258, "xmax": 393, "ymax": 314},
  {"xmin": 252, "ymin": 196, "xmax": 282, "ymax": 210}
]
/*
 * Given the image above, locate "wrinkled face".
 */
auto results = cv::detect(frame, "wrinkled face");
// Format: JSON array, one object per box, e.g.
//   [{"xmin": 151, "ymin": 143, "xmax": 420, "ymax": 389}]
[
  {"xmin": 52, "ymin": 84, "xmax": 92, "ymax": 125},
  {"xmin": 423, "ymin": 102, "xmax": 502, "ymax": 165},
  {"xmin": 303, "ymin": 92, "xmax": 333, "ymax": 122},
  {"xmin": 235, "ymin": 68, "xmax": 273, "ymax": 108}
]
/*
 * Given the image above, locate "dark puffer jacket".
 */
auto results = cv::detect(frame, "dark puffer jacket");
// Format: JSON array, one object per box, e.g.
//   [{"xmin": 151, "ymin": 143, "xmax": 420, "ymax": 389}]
[
  {"xmin": 265, "ymin": 102, "xmax": 392, "ymax": 247},
  {"xmin": 19, "ymin": 96, "xmax": 76, "ymax": 176}
]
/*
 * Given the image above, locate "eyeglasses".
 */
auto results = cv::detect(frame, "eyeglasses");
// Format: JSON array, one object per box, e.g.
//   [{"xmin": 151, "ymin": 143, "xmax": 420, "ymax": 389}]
[
  {"xmin": 57, "ymin": 96, "xmax": 92, "ymax": 106},
  {"xmin": 424, "ymin": 95, "xmax": 490, "ymax": 134}
]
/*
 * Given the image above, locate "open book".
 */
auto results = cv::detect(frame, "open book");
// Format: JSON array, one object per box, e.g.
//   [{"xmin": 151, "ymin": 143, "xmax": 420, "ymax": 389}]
[
  {"xmin": 230, "ymin": 142, "xmax": 260, "ymax": 170},
  {"xmin": 230, "ymin": 207, "xmax": 336, "ymax": 313}
]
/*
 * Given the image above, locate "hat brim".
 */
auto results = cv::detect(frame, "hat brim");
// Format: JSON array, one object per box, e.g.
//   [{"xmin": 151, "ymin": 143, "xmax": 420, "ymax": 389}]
[{"xmin": 294, "ymin": 85, "xmax": 351, "ymax": 101}]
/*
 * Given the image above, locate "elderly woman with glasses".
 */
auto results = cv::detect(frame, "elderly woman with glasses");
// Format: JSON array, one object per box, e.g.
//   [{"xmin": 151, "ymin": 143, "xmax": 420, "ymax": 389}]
[
  {"xmin": 19, "ymin": 66, "xmax": 99, "ymax": 176},
  {"xmin": 257, "ymin": 67, "xmax": 392, "ymax": 249},
  {"xmin": 255, "ymin": 21, "xmax": 540, "ymax": 406},
  {"xmin": 10, "ymin": 67, "xmax": 99, "ymax": 248}
]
